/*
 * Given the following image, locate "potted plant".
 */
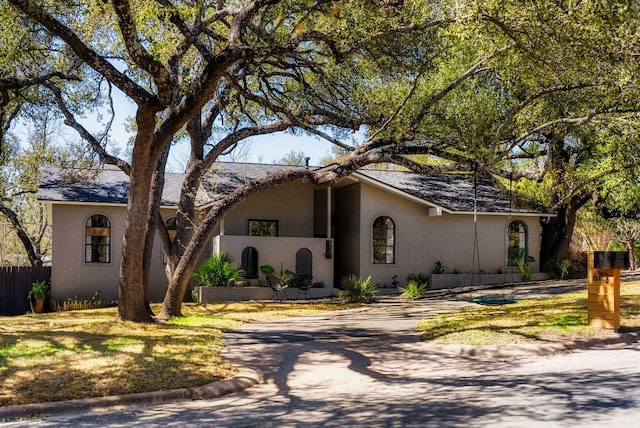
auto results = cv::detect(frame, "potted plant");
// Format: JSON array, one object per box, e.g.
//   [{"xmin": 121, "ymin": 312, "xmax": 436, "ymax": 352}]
[{"xmin": 27, "ymin": 280, "xmax": 49, "ymax": 313}]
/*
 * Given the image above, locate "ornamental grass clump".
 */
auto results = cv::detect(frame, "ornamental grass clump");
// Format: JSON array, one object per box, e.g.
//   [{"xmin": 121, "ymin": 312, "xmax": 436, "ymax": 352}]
[
  {"xmin": 399, "ymin": 279, "xmax": 428, "ymax": 299},
  {"xmin": 340, "ymin": 274, "xmax": 378, "ymax": 303}
]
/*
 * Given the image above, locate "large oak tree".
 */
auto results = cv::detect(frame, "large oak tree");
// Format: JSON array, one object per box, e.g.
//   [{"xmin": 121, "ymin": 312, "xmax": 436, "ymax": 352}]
[
  {"xmin": 7, "ymin": 0, "xmax": 640, "ymax": 322},
  {"xmin": 7, "ymin": 0, "xmax": 453, "ymax": 321}
]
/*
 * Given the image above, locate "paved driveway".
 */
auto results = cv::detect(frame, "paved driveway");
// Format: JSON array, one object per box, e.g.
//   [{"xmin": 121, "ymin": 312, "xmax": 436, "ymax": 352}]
[{"xmin": 5, "ymin": 281, "xmax": 640, "ymax": 427}]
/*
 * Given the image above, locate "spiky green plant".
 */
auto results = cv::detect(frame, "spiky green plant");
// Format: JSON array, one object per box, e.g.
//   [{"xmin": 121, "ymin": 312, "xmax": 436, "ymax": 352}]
[
  {"xmin": 407, "ymin": 272, "xmax": 429, "ymax": 285},
  {"xmin": 340, "ymin": 274, "xmax": 378, "ymax": 303},
  {"xmin": 399, "ymin": 280, "xmax": 428, "ymax": 299},
  {"xmin": 193, "ymin": 253, "xmax": 245, "ymax": 287}
]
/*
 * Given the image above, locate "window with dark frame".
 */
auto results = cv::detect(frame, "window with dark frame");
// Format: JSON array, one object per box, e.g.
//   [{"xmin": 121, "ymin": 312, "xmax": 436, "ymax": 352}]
[
  {"xmin": 507, "ymin": 220, "xmax": 528, "ymax": 266},
  {"xmin": 162, "ymin": 217, "xmax": 177, "ymax": 265},
  {"xmin": 85, "ymin": 214, "xmax": 111, "ymax": 263},
  {"xmin": 372, "ymin": 216, "xmax": 395, "ymax": 264},
  {"xmin": 248, "ymin": 219, "xmax": 278, "ymax": 237}
]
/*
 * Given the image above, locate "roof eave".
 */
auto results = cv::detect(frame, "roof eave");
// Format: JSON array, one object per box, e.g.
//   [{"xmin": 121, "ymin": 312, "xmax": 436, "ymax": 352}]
[{"xmin": 38, "ymin": 199, "xmax": 179, "ymax": 209}]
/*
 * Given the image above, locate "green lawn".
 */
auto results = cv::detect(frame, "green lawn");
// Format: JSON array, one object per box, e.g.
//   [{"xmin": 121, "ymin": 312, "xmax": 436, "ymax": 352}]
[
  {"xmin": 418, "ymin": 281, "xmax": 640, "ymax": 345},
  {"xmin": 0, "ymin": 301, "xmax": 352, "ymax": 407}
]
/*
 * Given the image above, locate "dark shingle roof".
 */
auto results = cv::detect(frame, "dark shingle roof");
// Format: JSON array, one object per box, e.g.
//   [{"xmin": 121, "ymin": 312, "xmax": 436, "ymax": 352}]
[
  {"xmin": 199, "ymin": 163, "xmax": 305, "ymax": 204},
  {"xmin": 355, "ymin": 169, "xmax": 539, "ymax": 214},
  {"xmin": 38, "ymin": 163, "xmax": 546, "ymax": 215},
  {"xmin": 37, "ymin": 167, "xmax": 189, "ymax": 207}
]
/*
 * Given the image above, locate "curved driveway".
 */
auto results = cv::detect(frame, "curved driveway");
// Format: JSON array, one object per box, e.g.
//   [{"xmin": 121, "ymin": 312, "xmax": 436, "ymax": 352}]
[{"xmin": 6, "ymin": 281, "xmax": 640, "ymax": 427}]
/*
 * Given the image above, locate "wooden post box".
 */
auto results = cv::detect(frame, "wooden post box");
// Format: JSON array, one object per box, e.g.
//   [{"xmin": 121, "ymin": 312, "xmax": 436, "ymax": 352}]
[{"xmin": 587, "ymin": 251, "xmax": 628, "ymax": 330}]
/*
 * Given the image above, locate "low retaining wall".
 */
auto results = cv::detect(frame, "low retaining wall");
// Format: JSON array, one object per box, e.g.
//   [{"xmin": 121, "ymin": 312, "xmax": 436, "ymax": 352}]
[
  {"xmin": 195, "ymin": 286, "xmax": 335, "ymax": 302},
  {"xmin": 430, "ymin": 272, "xmax": 549, "ymax": 290}
]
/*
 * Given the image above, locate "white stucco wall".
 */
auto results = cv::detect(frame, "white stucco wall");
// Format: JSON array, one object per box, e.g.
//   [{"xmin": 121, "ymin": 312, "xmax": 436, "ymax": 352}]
[
  {"xmin": 356, "ymin": 183, "xmax": 542, "ymax": 287},
  {"xmin": 50, "ymin": 204, "xmax": 172, "ymax": 302},
  {"xmin": 214, "ymin": 235, "xmax": 333, "ymax": 288},
  {"xmin": 210, "ymin": 182, "xmax": 333, "ymax": 287},
  {"xmin": 222, "ymin": 184, "xmax": 314, "ymax": 237},
  {"xmin": 47, "ymin": 178, "xmax": 545, "ymax": 300}
]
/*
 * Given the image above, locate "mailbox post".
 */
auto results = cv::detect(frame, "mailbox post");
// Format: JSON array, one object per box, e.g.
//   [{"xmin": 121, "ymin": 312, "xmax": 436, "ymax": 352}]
[{"xmin": 587, "ymin": 251, "xmax": 629, "ymax": 330}]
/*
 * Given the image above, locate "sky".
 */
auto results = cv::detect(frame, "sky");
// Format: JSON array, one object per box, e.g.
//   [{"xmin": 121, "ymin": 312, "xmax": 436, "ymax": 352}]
[
  {"xmin": 165, "ymin": 131, "xmax": 336, "ymax": 172},
  {"xmin": 100, "ymin": 89, "xmax": 339, "ymax": 172},
  {"xmin": 13, "ymin": 85, "xmax": 347, "ymax": 172}
]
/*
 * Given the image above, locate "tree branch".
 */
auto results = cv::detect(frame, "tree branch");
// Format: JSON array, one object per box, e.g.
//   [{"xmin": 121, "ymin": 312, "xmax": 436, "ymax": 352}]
[
  {"xmin": 0, "ymin": 203, "xmax": 42, "ymax": 266},
  {"xmin": 299, "ymin": 126, "xmax": 356, "ymax": 152},
  {"xmin": 47, "ymin": 84, "xmax": 131, "ymax": 174},
  {"xmin": 492, "ymin": 81, "xmax": 607, "ymax": 148},
  {"xmin": 111, "ymin": 0, "xmax": 174, "ymax": 106},
  {"xmin": 8, "ymin": 0, "xmax": 157, "ymax": 107},
  {"xmin": 0, "ymin": 71, "xmax": 79, "ymax": 93}
]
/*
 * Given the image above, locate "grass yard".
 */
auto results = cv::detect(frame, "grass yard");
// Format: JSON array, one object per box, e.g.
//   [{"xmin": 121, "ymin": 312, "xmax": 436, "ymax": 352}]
[
  {"xmin": 0, "ymin": 301, "xmax": 351, "ymax": 407},
  {"xmin": 5, "ymin": 282, "xmax": 640, "ymax": 408},
  {"xmin": 418, "ymin": 281, "xmax": 640, "ymax": 345}
]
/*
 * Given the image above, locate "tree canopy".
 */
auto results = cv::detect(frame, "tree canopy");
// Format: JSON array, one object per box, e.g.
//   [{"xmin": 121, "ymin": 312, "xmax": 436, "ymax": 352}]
[{"xmin": 4, "ymin": 0, "xmax": 640, "ymax": 320}]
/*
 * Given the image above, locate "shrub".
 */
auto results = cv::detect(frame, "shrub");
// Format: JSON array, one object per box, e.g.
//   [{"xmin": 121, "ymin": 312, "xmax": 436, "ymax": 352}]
[
  {"xmin": 544, "ymin": 258, "xmax": 576, "ymax": 280},
  {"xmin": 509, "ymin": 248, "xmax": 535, "ymax": 281},
  {"xmin": 340, "ymin": 274, "xmax": 378, "ymax": 303},
  {"xmin": 260, "ymin": 263, "xmax": 296, "ymax": 287},
  {"xmin": 432, "ymin": 261, "xmax": 446, "ymax": 274},
  {"xmin": 399, "ymin": 280, "xmax": 428, "ymax": 299},
  {"xmin": 51, "ymin": 292, "xmax": 115, "ymax": 312},
  {"xmin": 193, "ymin": 253, "xmax": 246, "ymax": 287},
  {"xmin": 407, "ymin": 272, "xmax": 428, "ymax": 285}
]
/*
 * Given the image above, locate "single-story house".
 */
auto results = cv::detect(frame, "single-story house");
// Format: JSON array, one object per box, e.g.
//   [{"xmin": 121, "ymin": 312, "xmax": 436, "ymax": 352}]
[{"xmin": 37, "ymin": 162, "xmax": 552, "ymax": 302}]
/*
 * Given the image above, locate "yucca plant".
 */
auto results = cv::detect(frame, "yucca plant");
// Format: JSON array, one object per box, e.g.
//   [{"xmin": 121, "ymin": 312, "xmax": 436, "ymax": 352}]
[
  {"xmin": 399, "ymin": 280, "xmax": 428, "ymax": 300},
  {"xmin": 193, "ymin": 253, "xmax": 246, "ymax": 287},
  {"xmin": 340, "ymin": 274, "xmax": 378, "ymax": 303}
]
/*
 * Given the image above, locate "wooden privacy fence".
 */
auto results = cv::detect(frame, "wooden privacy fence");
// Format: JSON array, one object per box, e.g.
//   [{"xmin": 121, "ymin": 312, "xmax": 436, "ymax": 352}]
[{"xmin": 0, "ymin": 266, "xmax": 51, "ymax": 316}]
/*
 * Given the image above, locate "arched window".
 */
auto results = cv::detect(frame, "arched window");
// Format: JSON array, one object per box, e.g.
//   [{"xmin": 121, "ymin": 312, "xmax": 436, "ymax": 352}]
[
  {"xmin": 296, "ymin": 248, "xmax": 313, "ymax": 278},
  {"xmin": 507, "ymin": 220, "xmax": 528, "ymax": 266},
  {"xmin": 85, "ymin": 214, "xmax": 111, "ymax": 263},
  {"xmin": 241, "ymin": 247, "xmax": 259, "ymax": 279},
  {"xmin": 372, "ymin": 216, "xmax": 395, "ymax": 264}
]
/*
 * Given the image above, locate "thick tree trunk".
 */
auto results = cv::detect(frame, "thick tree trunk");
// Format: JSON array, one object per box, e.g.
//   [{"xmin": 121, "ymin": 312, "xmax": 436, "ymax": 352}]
[
  {"xmin": 118, "ymin": 164, "xmax": 155, "ymax": 322},
  {"xmin": 140, "ymin": 147, "xmax": 170, "ymax": 316},
  {"xmin": 159, "ymin": 232, "xmax": 211, "ymax": 318},
  {"xmin": 117, "ymin": 109, "xmax": 160, "ymax": 322},
  {"xmin": 156, "ymin": 114, "xmax": 206, "ymax": 319},
  {"xmin": 624, "ymin": 241, "xmax": 637, "ymax": 270},
  {"xmin": 540, "ymin": 195, "xmax": 589, "ymax": 267},
  {"xmin": 158, "ymin": 268, "xmax": 191, "ymax": 320},
  {"xmin": 157, "ymin": 174, "xmax": 206, "ymax": 319}
]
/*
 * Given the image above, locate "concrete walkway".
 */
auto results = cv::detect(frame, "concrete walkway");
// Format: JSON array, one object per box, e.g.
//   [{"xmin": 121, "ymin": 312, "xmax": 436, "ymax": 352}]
[{"xmin": 219, "ymin": 279, "xmax": 608, "ymax": 390}]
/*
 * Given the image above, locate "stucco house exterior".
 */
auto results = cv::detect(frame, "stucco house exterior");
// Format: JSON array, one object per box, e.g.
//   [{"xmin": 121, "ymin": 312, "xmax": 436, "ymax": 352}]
[{"xmin": 37, "ymin": 162, "xmax": 552, "ymax": 302}]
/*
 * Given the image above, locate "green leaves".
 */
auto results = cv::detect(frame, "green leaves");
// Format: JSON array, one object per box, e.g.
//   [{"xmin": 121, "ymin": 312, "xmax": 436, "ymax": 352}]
[
  {"xmin": 192, "ymin": 253, "xmax": 246, "ymax": 287},
  {"xmin": 340, "ymin": 274, "xmax": 378, "ymax": 303},
  {"xmin": 399, "ymin": 279, "xmax": 428, "ymax": 300}
]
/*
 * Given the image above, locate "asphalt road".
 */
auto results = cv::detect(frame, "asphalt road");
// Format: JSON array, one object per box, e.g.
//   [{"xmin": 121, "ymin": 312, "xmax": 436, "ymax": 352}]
[{"xmin": 4, "ymin": 281, "xmax": 640, "ymax": 427}]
